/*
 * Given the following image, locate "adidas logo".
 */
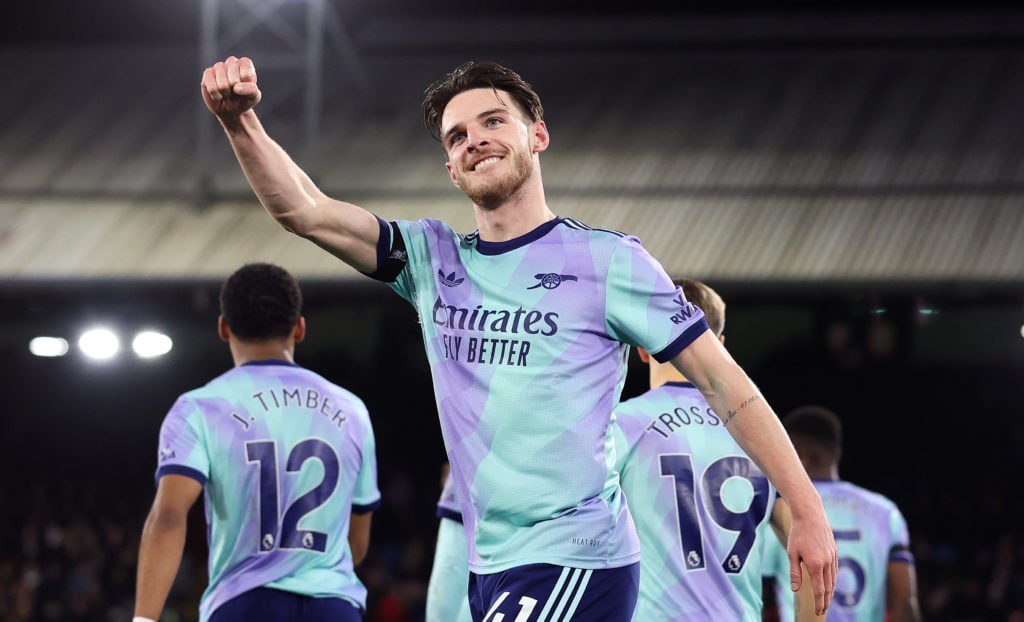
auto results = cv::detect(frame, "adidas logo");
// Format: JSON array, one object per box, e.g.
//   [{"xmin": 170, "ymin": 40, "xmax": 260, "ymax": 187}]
[{"xmin": 438, "ymin": 269, "xmax": 465, "ymax": 288}]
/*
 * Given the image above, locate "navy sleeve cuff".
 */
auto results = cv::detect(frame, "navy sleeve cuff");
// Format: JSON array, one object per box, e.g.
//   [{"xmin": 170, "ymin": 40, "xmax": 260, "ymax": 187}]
[
  {"xmin": 155, "ymin": 465, "xmax": 207, "ymax": 487},
  {"xmin": 352, "ymin": 498, "xmax": 382, "ymax": 514},
  {"xmin": 652, "ymin": 318, "xmax": 711, "ymax": 363},
  {"xmin": 436, "ymin": 507, "xmax": 463, "ymax": 523}
]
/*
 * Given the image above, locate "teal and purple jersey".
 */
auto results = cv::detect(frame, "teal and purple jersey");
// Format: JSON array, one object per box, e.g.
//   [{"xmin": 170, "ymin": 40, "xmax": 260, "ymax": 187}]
[
  {"xmin": 436, "ymin": 470, "xmax": 463, "ymax": 523},
  {"xmin": 612, "ymin": 382, "xmax": 778, "ymax": 621},
  {"xmin": 764, "ymin": 480, "xmax": 915, "ymax": 622},
  {"xmin": 154, "ymin": 360, "xmax": 381, "ymax": 621},
  {"xmin": 375, "ymin": 216, "xmax": 708, "ymax": 574}
]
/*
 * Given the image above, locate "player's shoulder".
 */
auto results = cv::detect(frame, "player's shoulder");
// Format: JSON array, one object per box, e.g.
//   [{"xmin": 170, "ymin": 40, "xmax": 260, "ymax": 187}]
[
  {"xmin": 559, "ymin": 219, "xmax": 656, "ymax": 272},
  {"xmin": 859, "ymin": 484, "xmax": 904, "ymax": 516},
  {"xmin": 327, "ymin": 381, "xmax": 372, "ymax": 416},
  {"xmin": 167, "ymin": 364, "xmax": 265, "ymax": 415},
  {"xmin": 825, "ymin": 480, "xmax": 904, "ymax": 514},
  {"xmin": 557, "ymin": 217, "xmax": 637, "ymax": 245},
  {"xmin": 176, "ymin": 366, "xmax": 239, "ymax": 402},
  {"xmin": 621, "ymin": 382, "xmax": 703, "ymax": 406},
  {"xmin": 295, "ymin": 367, "xmax": 372, "ymax": 415},
  {"xmin": 164, "ymin": 381, "xmax": 224, "ymax": 422},
  {"xmin": 396, "ymin": 217, "xmax": 460, "ymax": 240}
]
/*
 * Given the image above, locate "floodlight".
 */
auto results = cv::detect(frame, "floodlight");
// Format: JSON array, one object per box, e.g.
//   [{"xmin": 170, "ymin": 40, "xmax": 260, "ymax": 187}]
[
  {"xmin": 29, "ymin": 336, "xmax": 69, "ymax": 357},
  {"xmin": 133, "ymin": 331, "xmax": 173, "ymax": 358},
  {"xmin": 79, "ymin": 328, "xmax": 120, "ymax": 360}
]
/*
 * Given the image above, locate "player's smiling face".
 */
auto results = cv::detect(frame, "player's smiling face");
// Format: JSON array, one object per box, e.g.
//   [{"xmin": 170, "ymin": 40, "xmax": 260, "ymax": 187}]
[{"xmin": 441, "ymin": 88, "xmax": 547, "ymax": 210}]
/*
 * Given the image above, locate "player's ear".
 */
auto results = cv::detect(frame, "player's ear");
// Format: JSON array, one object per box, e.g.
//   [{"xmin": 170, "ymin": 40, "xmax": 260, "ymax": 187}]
[
  {"xmin": 531, "ymin": 120, "xmax": 549, "ymax": 153},
  {"xmin": 293, "ymin": 316, "xmax": 307, "ymax": 343},
  {"xmin": 719, "ymin": 334, "xmax": 726, "ymax": 346},
  {"xmin": 217, "ymin": 315, "xmax": 230, "ymax": 342},
  {"xmin": 445, "ymin": 161, "xmax": 460, "ymax": 187},
  {"xmin": 637, "ymin": 347, "xmax": 651, "ymax": 364}
]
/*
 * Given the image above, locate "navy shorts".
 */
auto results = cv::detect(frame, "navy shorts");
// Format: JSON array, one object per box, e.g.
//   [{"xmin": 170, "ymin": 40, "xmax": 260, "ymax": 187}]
[
  {"xmin": 468, "ymin": 562, "xmax": 639, "ymax": 622},
  {"xmin": 209, "ymin": 587, "xmax": 362, "ymax": 622}
]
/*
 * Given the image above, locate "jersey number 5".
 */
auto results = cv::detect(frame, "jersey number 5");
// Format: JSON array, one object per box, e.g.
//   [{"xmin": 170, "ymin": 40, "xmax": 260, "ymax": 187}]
[
  {"xmin": 833, "ymin": 529, "xmax": 867, "ymax": 607},
  {"xmin": 659, "ymin": 454, "xmax": 770, "ymax": 574},
  {"xmin": 246, "ymin": 438, "xmax": 340, "ymax": 553}
]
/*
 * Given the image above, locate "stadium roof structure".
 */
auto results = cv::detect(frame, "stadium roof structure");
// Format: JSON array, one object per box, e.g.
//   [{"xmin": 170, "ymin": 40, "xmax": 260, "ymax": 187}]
[{"xmin": 1, "ymin": 3, "xmax": 1023, "ymax": 284}]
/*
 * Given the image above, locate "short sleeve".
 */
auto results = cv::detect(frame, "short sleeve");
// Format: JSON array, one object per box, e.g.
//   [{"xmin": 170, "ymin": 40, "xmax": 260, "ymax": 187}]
[
  {"xmin": 604, "ymin": 236, "xmax": 709, "ymax": 360},
  {"xmin": 154, "ymin": 396, "xmax": 210, "ymax": 486},
  {"xmin": 352, "ymin": 417, "xmax": 381, "ymax": 513},
  {"xmin": 386, "ymin": 219, "xmax": 433, "ymax": 304},
  {"xmin": 888, "ymin": 505, "xmax": 915, "ymax": 564}
]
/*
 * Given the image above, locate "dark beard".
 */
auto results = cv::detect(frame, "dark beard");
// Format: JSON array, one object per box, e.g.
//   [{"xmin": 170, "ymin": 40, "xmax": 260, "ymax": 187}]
[{"xmin": 462, "ymin": 152, "xmax": 532, "ymax": 211}]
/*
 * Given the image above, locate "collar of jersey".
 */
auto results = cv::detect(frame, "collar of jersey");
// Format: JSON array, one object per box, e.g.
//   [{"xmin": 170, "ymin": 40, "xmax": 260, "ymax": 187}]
[
  {"xmin": 241, "ymin": 359, "xmax": 299, "ymax": 367},
  {"xmin": 474, "ymin": 217, "xmax": 563, "ymax": 256}
]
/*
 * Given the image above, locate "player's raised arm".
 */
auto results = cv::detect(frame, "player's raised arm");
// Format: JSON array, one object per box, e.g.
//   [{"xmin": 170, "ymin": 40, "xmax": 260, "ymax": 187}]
[
  {"xmin": 670, "ymin": 331, "xmax": 838, "ymax": 616},
  {"xmin": 200, "ymin": 55, "xmax": 381, "ymax": 273}
]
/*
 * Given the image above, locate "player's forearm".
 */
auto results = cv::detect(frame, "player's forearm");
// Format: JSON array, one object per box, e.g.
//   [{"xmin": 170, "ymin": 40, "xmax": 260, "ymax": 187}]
[
  {"xmin": 221, "ymin": 111, "xmax": 327, "ymax": 232},
  {"xmin": 725, "ymin": 399, "xmax": 820, "ymax": 515},
  {"xmin": 219, "ymin": 111, "xmax": 380, "ymax": 271},
  {"xmin": 134, "ymin": 510, "xmax": 188, "ymax": 619},
  {"xmin": 698, "ymin": 368, "xmax": 819, "ymax": 512},
  {"xmin": 673, "ymin": 335, "xmax": 817, "ymax": 507},
  {"xmin": 890, "ymin": 601, "xmax": 923, "ymax": 622}
]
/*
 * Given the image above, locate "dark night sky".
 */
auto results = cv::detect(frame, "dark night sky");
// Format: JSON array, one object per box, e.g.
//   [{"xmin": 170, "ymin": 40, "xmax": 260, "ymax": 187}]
[{"xmin": 4, "ymin": 0, "xmax": 1014, "ymax": 46}]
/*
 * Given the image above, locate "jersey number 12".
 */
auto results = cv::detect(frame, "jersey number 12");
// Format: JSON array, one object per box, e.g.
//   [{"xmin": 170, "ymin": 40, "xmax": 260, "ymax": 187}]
[{"xmin": 246, "ymin": 438, "xmax": 340, "ymax": 553}]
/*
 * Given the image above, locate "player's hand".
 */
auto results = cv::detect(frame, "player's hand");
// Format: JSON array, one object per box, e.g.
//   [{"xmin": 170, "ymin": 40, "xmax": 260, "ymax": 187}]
[
  {"xmin": 787, "ymin": 513, "xmax": 838, "ymax": 616},
  {"xmin": 201, "ymin": 56, "xmax": 261, "ymax": 120}
]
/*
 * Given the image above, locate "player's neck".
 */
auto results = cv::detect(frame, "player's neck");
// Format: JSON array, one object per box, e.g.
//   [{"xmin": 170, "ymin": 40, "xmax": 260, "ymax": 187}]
[
  {"xmin": 472, "ymin": 176, "xmax": 554, "ymax": 242},
  {"xmin": 806, "ymin": 464, "xmax": 839, "ymax": 481},
  {"xmin": 649, "ymin": 364, "xmax": 688, "ymax": 389},
  {"xmin": 230, "ymin": 340, "xmax": 296, "ymax": 367}
]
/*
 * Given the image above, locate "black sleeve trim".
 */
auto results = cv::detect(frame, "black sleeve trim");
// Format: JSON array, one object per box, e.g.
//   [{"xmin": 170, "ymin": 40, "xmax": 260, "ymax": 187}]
[
  {"xmin": 362, "ymin": 217, "xmax": 408, "ymax": 283},
  {"xmin": 436, "ymin": 507, "xmax": 463, "ymax": 523},
  {"xmin": 352, "ymin": 498, "xmax": 382, "ymax": 514},
  {"xmin": 155, "ymin": 465, "xmax": 207, "ymax": 488},
  {"xmin": 652, "ymin": 318, "xmax": 711, "ymax": 363}
]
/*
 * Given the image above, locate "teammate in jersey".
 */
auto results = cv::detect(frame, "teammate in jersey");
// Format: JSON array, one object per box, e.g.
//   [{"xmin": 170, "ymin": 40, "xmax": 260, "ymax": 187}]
[
  {"xmin": 613, "ymin": 280, "xmax": 816, "ymax": 621},
  {"xmin": 133, "ymin": 263, "xmax": 381, "ymax": 622},
  {"xmin": 426, "ymin": 465, "xmax": 473, "ymax": 622},
  {"xmin": 762, "ymin": 405, "xmax": 921, "ymax": 622},
  {"xmin": 200, "ymin": 56, "xmax": 837, "ymax": 619}
]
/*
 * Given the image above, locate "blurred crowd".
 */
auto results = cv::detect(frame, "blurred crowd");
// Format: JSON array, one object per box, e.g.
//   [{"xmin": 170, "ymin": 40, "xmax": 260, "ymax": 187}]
[{"xmin": 1, "ymin": 465, "xmax": 1023, "ymax": 622}]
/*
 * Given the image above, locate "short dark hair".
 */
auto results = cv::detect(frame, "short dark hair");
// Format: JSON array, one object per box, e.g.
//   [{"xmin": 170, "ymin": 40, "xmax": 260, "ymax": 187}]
[
  {"xmin": 783, "ymin": 405, "xmax": 843, "ymax": 456},
  {"xmin": 422, "ymin": 61, "xmax": 544, "ymax": 142},
  {"xmin": 678, "ymin": 279, "xmax": 726, "ymax": 337},
  {"xmin": 219, "ymin": 263, "xmax": 302, "ymax": 342}
]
